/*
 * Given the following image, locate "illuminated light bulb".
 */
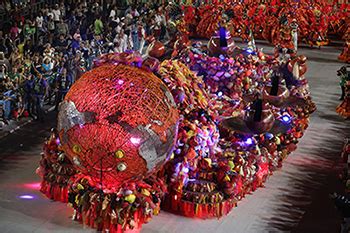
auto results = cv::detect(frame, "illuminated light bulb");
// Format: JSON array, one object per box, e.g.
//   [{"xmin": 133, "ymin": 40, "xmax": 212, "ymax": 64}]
[
  {"xmin": 23, "ymin": 182, "xmax": 41, "ymax": 190},
  {"xmin": 72, "ymin": 144, "xmax": 82, "ymax": 154},
  {"xmin": 19, "ymin": 195, "xmax": 35, "ymax": 200},
  {"xmin": 117, "ymin": 162, "xmax": 127, "ymax": 171},
  {"xmin": 182, "ymin": 167, "xmax": 189, "ymax": 173},
  {"xmin": 265, "ymin": 133, "xmax": 274, "ymax": 140},
  {"xmin": 115, "ymin": 149, "xmax": 125, "ymax": 159},
  {"xmin": 246, "ymin": 48, "xmax": 253, "ymax": 54},
  {"xmin": 245, "ymin": 138, "xmax": 253, "ymax": 145},
  {"xmin": 130, "ymin": 137, "xmax": 141, "ymax": 145},
  {"xmin": 73, "ymin": 156, "xmax": 82, "ymax": 167},
  {"xmin": 282, "ymin": 115, "xmax": 291, "ymax": 123}
]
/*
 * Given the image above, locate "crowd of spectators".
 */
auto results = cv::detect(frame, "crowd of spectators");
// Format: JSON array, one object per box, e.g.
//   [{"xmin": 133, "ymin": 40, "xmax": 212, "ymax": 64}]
[{"xmin": 0, "ymin": 0, "xmax": 169, "ymax": 125}]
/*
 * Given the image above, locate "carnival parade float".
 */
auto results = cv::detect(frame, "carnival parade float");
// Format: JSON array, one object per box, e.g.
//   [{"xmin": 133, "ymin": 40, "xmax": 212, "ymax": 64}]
[{"xmin": 34, "ymin": 2, "xmax": 342, "ymax": 233}]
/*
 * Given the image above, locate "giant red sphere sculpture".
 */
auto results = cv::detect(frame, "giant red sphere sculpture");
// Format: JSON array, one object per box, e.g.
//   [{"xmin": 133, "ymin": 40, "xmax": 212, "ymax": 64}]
[{"xmin": 57, "ymin": 64, "xmax": 179, "ymax": 188}]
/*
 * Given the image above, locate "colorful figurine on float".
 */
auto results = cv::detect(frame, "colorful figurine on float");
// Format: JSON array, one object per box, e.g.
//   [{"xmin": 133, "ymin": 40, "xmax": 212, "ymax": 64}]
[
  {"xmin": 286, "ymin": 55, "xmax": 310, "ymax": 97},
  {"xmin": 290, "ymin": 19, "xmax": 299, "ymax": 52},
  {"xmin": 37, "ymin": 128, "xmax": 76, "ymax": 202}
]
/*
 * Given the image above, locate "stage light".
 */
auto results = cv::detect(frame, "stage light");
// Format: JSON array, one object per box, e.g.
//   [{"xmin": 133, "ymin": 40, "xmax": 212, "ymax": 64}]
[
  {"xmin": 19, "ymin": 195, "xmax": 35, "ymax": 200},
  {"xmin": 265, "ymin": 133, "xmax": 274, "ymax": 140},
  {"xmin": 182, "ymin": 167, "xmax": 189, "ymax": 173},
  {"xmin": 245, "ymin": 137, "xmax": 253, "ymax": 145},
  {"xmin": 246, "ymin": 48, "xmax": 253, "ymax": 54},
  {"xmin": 130, "ymin": 137, "xmax": 141, "ymax": 145},
  {"xmin": 281, "ymin": 114, "xmax": 291, "ymax": 123},
  {"xmin": 23, "ymin": 182, "xmax": 41, "ymax": 190}
]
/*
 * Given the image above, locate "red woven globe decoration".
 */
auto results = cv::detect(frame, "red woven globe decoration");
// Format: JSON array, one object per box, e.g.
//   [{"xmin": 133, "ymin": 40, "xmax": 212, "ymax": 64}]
[{"xmin": 57, "ymin": 64, "xmax": 179, "ymax": 188}]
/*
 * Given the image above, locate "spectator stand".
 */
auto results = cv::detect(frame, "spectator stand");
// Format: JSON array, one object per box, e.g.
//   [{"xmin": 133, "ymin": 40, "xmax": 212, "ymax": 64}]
[{"xmin": 0, "ymin": 1, "xmax": 169, "ymax": 138}]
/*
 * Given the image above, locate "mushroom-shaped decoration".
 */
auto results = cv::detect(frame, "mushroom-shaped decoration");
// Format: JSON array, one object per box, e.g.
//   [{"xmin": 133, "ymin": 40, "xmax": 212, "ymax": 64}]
[
  {"xmin": 263, "ymin": 74, "xmax": 290, "ymax": 107},
  {"xmin": 208, "ymin": 27, "xmax": 235, "ymax": 57},
  {"xmin": 245, "ymin": 99, "xmax": 275, "ymax": 134}
]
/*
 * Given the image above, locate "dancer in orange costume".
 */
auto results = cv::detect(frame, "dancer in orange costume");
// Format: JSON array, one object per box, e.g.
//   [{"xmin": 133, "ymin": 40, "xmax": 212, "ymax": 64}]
[
  {"xmin": 278, "ymin": 20, "xmax": 294, "ymax": 51},
  {"xmin": 306, "ymin": 8, "xmax": 329, "ymax": 48},
  {"xmin": 339, "ymin": 21, "xmax": 350, "ymax": 63},
  {"xmin": 339, "ymin": 41, "xmax": 350, "ymax": 64},
  {"xmin": 337, "ymin": 80, "xmax": 350, "ymax": 119}
]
